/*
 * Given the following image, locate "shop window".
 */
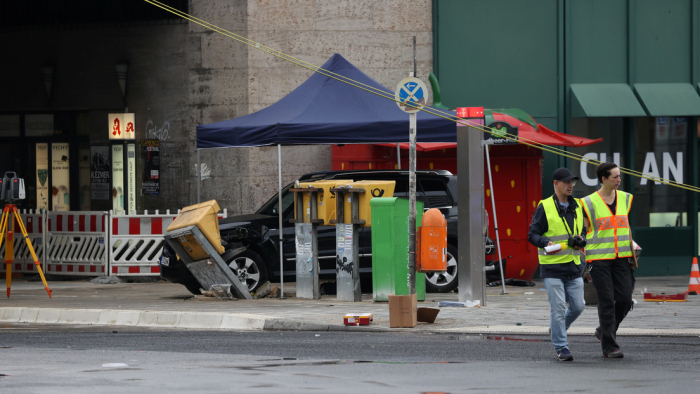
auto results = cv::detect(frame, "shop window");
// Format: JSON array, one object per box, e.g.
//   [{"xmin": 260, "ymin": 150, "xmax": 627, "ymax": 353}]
[
  {"xmin": 78, "ymin": 146, "xmax": 91, "ymax": 211},
  {"xmin": 0, "ymin": 115, "xmax": 20, "ymax": 137},
  {"xmin": 570, "ymin": 118, "xmax": 625, "ymax": 199},
  {"xmin": 633, "ymin": 117, "xmax": 689, "ymax": 228}
]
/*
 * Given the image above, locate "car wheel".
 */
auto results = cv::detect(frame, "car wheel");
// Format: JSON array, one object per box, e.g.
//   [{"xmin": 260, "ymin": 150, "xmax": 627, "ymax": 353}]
[
  {"xmin": 183, "ymin": 280, "xmax": 203, "ymax": 295},
  {"xmin": 425, "ymin": 244, "xmax": 458, "ymax": 293},
  {"xmin": 227, "ymin": 250, "xmax": 269, "ymax": 292}
]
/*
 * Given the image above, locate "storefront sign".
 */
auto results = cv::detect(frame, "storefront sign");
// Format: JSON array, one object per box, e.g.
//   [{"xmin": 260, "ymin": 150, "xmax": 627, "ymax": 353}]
[
  {"xmin": 36, "ymin": 143, "xmax": 49, "ymax": 211},
  {"xmin": 26, "ymin": 114, "xmax": 54, "ymax": 137},
  {"xmin": 140, "ymin": 139, "xmax": 160, "ymax": 195},
  {"xmin": 91, "ymin": 146, "xmax": 111, "ymax": 200},
  {"xmin": 580, "ymin": 152, "xmax": 621, "ymax": 187},
  {"xmin": 51, "ymin": 143, "xmax": 70, "ymax": 211},
  {"xmin": 108, "ymin": 113, "xmax": 135, "ymax": 140},
  {"xmin": 580, "ymin": 151, "xmax": 683, "ymax": 186},
  {"xmin": 112, "ymin": 145, "xmax": 125, "ymax": 214},
  {"xmin": 641, "ymin": 152, "xmax": 683, "ymax": 185},
  {"xmin": 484, "ymin": 121, "xmax": 518, "ymax": 144},
  {"xmin": 127, "ymin": 143, "xmax": 136, "ymax": 212}
]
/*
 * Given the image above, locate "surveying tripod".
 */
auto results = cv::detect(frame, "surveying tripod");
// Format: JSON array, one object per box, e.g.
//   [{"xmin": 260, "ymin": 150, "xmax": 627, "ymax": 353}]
[{"xmin": 0, "ymin": 204, "xmax": 52, "ymax": 298}]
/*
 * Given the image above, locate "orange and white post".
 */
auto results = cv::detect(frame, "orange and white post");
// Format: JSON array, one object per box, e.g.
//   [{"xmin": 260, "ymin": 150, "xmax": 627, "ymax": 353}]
[{"xmin": 688, "ymin": 257, "xmax": 700, "ymax": 294}]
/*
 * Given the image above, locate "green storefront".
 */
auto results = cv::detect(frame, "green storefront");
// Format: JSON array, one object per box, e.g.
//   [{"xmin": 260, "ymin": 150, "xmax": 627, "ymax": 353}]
[{"xmin": 433, "ymin": 0, "xmax": 700, "ymax": 276}]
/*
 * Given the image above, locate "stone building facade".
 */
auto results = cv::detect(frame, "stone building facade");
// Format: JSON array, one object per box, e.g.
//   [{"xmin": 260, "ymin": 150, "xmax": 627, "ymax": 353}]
[{"xmin": 0, "ymin": 0, "xmax": 433, "ymax": 215}]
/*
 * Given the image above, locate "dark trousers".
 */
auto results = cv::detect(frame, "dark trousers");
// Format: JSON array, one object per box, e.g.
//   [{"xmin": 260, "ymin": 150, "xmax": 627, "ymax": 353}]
[{"xmin": 590, "ymin": 257, "xmax": 634, "ymax": 355}]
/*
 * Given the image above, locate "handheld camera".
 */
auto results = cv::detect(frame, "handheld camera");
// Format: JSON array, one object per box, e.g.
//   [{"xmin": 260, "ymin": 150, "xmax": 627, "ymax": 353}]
[{"xmin": 568, "ymin": 235, "xmax": 586, "ymax": 249}]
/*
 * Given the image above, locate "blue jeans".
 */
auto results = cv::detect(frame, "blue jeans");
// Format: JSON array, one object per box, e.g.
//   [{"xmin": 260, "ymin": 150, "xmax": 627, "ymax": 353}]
[{"xmin": 543, "ymin": 277, "xmax": 585, "ymax": 351}]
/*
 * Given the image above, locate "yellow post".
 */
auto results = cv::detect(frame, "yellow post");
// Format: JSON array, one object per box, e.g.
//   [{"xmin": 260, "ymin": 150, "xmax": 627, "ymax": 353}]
[
  {"xmin": 0, "ymin": 209, "xmax": 7, "ymax": 253},
  {"xmin": 5, "ymin": 211, "xmax": 13, "ymax": 298},
  {"xmin": 13, "ymin": 210, "xmax": 52, "ymax": 298}
]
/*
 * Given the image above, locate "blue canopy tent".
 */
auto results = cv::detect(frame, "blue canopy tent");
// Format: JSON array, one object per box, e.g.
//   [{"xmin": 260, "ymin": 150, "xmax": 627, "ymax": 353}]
[
  {"xmin": 196, "ymin": 53, "xmax": 457, "ymax": 295},
  {"xmin": 196, "ymin": 53, "xmax": 456, "ymax": 148}
]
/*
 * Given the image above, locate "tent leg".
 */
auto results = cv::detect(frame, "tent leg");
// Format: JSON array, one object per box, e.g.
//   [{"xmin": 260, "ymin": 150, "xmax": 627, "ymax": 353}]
[
  {"xmin": 396, "ymin": 143, "xmax": 401, "ymax": 169},
  {"xmin": 484, "ymin": 143, "xmax": 507, "ymax": 294},
  {"xmin": 196, "ymin": 149, "xmax": 201, "ymax": 203},
  {"xmin": 278, "ymin": 144, "xmax": 285, "ymax": 299}
]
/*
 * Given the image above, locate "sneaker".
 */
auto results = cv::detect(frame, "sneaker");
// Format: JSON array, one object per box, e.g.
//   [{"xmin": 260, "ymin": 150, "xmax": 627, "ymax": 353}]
[
  {"xmin": 556, "ymin": 348, "xmax": 573, "ymax": 361},
  {"xmin": 595, "ymin": 327, "xmax": 601, "ymax": 341},
  {"xmin": 604, "ymin": 350, "xmax": 624, "ymax": 358}
]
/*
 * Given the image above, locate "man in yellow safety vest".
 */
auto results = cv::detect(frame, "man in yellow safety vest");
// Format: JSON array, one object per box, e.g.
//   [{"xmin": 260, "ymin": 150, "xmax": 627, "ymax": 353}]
[
  {"xmin": 581, "ymin": 162, "xmax": 634, "ymax": 359},
  {"xmin": 528, "ymin": 168, "xmax": 587, "ymax": 361}
]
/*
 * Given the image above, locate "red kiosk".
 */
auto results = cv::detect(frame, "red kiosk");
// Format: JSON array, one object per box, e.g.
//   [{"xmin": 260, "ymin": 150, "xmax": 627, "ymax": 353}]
[{"xmin": 331, "ymin": 108, "xmax": 601, "ymax": 281}]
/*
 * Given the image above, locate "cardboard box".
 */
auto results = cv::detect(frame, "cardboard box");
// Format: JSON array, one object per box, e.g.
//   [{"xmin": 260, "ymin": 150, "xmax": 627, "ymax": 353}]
[
  {"xmin": 388, "ymin": 293, "xmax": 417, "ymax": 328},
  {"xmin": 343, "ymin": 313, "xmax": 373, "ymax": 326}
]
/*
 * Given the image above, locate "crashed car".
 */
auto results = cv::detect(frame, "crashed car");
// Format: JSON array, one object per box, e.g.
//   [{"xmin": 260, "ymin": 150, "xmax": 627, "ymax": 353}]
[{"xmin": 160, "ymin": 170, "xmax": 495, "ymax": 294}]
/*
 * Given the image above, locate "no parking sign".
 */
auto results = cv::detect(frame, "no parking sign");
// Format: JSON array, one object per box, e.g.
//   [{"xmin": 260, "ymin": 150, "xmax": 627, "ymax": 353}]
[{"xmin": 395, "ymin": 77, "xmax": 428, "ymax": 113}]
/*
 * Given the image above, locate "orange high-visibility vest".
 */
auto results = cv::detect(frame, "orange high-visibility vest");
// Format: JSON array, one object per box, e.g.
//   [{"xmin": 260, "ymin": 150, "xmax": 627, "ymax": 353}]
[{"xmin": 580, "ymin": 190, "xmax": 633, "ymax": 262}]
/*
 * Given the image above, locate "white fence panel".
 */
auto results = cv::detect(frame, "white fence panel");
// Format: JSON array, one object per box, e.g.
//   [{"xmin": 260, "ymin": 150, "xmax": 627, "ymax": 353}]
[
  {"xmin": 45, "ymin": 212, "xmax": 108, "ymax": 276},
  {"xmin": 109, "ymin": 211, "xmax": 177, "ymax": 276}
]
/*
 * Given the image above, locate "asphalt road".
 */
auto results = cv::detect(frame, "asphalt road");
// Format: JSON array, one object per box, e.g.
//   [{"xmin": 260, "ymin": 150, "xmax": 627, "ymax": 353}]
[{"xmin": 1, "ymin": 328, "xmax": 698, "ymax": 393}]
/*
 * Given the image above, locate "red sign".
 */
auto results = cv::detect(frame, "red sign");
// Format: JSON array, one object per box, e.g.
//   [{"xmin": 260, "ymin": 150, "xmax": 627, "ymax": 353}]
[{"xmin": 456, "ymin": 107, "xmax": 484, "ymax": 118}]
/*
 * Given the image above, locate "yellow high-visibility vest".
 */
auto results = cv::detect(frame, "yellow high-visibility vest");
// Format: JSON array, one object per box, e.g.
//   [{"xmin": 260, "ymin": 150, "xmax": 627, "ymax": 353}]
[
  {"xmin": 536, "ymin": 196, "xmax": 583, "ymax": 266},
  {"xmin": 580, "ymin": 190, "xmax": 633, "ymax": 262}
]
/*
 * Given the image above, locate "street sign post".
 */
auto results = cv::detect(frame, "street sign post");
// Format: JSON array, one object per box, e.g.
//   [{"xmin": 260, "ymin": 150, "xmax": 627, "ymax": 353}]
[{"xmin": 395, "ymin": 76, "xmax": 428, "ymax": 296}]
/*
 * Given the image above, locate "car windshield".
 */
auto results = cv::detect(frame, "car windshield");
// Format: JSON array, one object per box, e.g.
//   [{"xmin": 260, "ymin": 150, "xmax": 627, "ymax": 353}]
[{"xmin": 256, "ymin": 183, "xmax": 294, "ymax": 216}]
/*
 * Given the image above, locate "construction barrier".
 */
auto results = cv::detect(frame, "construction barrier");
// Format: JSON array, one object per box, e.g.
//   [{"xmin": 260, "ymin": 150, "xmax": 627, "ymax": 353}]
[
  {"xmin": 109, "ymin": 211, "xmax": 177, "ymax": 276},
  {"xmin": 2, "ymin": 208, "xmax": 228, "ymax": 278},
  {"xmin": 0, "ymin": 210, "xmax": 45, "ymax": 274},
  {"xmin": 46, "ymin": 212, "xmax": 108, "ymax": 276},
  {"xmin": 108, "ymin": 209, "xmax": 228, "ymax": 276}
]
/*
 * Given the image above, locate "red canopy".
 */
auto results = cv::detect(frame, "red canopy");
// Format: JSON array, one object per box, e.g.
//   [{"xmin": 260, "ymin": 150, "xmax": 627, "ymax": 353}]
[{"xmin": 377, "ymin": 111, "xmax": 602, "ymax": 151}]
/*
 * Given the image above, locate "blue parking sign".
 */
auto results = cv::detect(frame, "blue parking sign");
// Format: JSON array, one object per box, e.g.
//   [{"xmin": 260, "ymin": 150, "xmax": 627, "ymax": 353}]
[{"xmin": 395, "ymin": 77, "xmax": 428, "ymax": 113}]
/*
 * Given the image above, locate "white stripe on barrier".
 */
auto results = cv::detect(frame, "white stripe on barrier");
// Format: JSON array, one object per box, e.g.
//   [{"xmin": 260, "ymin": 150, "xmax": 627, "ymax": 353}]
[
  {"xmin": 109, "ymin": 213, "xmax": 178, "ymax": 276},
  {"xmin": 46, "ymin": 211, "xmax": 108, "ymax": 276}
]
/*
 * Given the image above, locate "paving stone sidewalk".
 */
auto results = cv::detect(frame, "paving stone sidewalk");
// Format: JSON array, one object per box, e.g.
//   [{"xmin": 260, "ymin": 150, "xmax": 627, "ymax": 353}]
[{"xmin": 0, "ymin": 276, "xmax": 697, "ymax": 335}]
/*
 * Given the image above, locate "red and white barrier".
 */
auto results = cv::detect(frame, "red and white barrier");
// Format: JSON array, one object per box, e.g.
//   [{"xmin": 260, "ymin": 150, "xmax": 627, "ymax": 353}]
[
  {"xmin": 0, "ymin": 210, "xmax": 45, "ymax": 275},
  {"xmin": 46, "ymin": 212, "xmax": 108, "ymax": 276},
  {"xmin": 108, "ymin": 209, "xmax": 227, "ymax": 276},
  {"xmin": 3, "ymin": 207, "xmax": 228, "ymax": 278},
  {"xmin": 109, "ymin": 210, "xmax": 177, "ymax": 276}
]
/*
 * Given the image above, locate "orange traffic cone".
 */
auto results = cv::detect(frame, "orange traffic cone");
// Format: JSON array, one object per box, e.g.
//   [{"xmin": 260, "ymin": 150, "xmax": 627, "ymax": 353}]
[{"xmin": 687, "ymin": 257, "xmax": 700, "ymax": 294}]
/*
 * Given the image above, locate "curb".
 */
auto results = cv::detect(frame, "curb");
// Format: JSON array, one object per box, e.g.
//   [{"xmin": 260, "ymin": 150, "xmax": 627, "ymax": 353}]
[
  {"xmin": 0, "ymin": 307, "xmax": 270, "ymax": 331},
  {"xmin": 2, "ymin": 307, "xmax": 700, "ymax": 336}
]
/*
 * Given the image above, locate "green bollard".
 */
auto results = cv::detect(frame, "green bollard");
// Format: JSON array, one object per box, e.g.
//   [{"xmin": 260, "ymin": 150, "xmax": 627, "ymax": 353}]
[{"xmin": 370, "ymin": 197, "xmax": 425, "ymax": 302}]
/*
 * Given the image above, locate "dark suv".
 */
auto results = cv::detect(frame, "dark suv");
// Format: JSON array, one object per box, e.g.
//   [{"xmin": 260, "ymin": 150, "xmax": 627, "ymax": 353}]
[{"xmin": 159, "ymin": 170, "xmax": 494, "ymax": 294}]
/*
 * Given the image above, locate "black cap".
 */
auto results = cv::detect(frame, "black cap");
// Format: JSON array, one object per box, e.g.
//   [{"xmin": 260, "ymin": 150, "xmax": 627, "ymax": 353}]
[{"xmin": 553, "ymin": 168, "xmax": 579, "ymax": 182}]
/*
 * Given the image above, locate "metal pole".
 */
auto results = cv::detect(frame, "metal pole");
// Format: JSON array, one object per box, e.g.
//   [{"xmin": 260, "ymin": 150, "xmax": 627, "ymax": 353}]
[
  {"xmin": 457, "ymin": 121, "xmax": 485, "ymax": 304},
  {"xmin": 408, "ymin": 112, "xmax": 417, "ymax": 295},
  {"xmin": 196, "ymin": 149, "xmax": 201, "ymax": 203},
  {"xmin": 396, "ymin": 143, "xmax": 401, "ymax": 169},
  {"xmin": 413, "ymin": 36, "xmax": 417, "ymax": 78},
  {"xmin": 484, "ymin": 144, "xmax": 507, "ymax": 294},
  {"xmin": 278, "ymin": 144, "xmax": 285, "ymax": 299}
]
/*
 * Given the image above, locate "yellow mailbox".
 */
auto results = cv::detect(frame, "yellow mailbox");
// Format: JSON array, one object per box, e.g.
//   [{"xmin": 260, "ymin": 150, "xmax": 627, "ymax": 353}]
[
  {"xmin": 293, "ymin": 180, "xmax": 352, "ymax": 224},
  {"xmin": 166, "ymin": 199, "xmax": 225, "ymax": 259},
  {"xmin": 342, "ymin": 180, "xmax": 396, "ymax": 227}
]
